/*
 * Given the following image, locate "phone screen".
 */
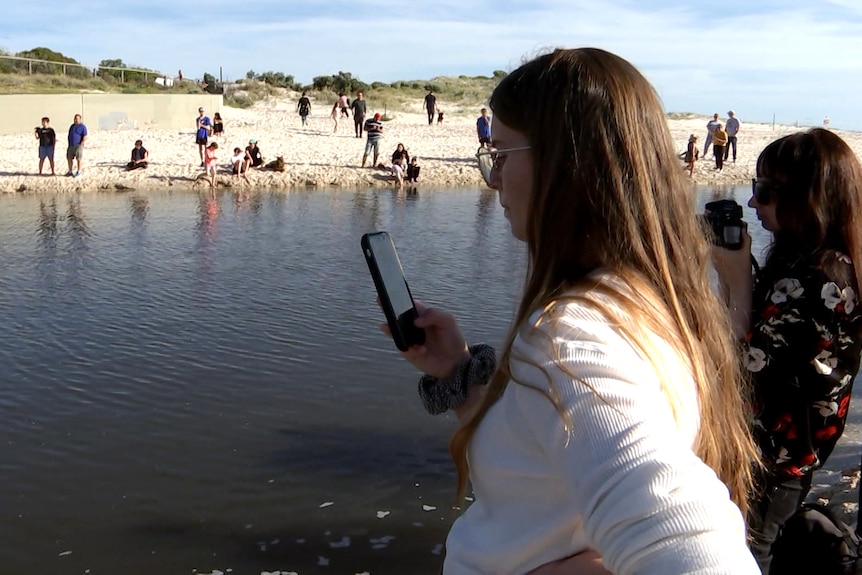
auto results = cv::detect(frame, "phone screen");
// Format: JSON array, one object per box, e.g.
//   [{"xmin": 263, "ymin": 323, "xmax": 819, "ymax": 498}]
[{"xmin": 366, "ymin": 232, "xmax": 414, "ymax": 320}]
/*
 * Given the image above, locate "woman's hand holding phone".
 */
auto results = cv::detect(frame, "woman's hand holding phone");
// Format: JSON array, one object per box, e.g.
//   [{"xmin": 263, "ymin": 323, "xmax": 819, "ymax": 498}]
[{"xmin": 381, "ymin": 300, "xmax": 470, "ymax": 379}]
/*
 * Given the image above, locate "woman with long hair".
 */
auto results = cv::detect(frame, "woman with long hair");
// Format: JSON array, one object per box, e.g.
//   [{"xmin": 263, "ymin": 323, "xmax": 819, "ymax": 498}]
[
  {"xmin": 382, "ymin": 48, "xmax": 759, "ymax": 573},
  {"xmin": 713, "ymin": 128, "xmax": 862, "ymax": 573}
]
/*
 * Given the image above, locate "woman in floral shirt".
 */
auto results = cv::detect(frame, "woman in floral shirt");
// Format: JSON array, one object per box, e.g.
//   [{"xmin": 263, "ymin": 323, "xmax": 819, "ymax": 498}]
[{"xmin": 714, "ymin": 128, "xmax": 862, "ymax": 573}]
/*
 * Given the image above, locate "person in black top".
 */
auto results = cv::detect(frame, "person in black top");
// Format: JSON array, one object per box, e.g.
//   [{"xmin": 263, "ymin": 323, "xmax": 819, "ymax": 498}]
[
  {"xmin": 126, "ymin": 140, "xmax": 149, "ymax": 170},
  {"xmin": 351, "ymin": 91, "xmax": 367, "ymax": 138},
  {"xmin": 297, "ymin": 91, "xmax": 311, "ymax": 126},
  {"xmin": 713, "ymin": 128, "xmax": 862, "ymax": 573},
  {"xmin": 35, "ymin": 116, "xmax": 56, "ymax": 175},
  {"xmin": 423, "ymin": 90, "xmax": 437, "ymax": 125},
  {"xmin": 245, "ymin": 139, "xmax": 264, "ymax": 167}
]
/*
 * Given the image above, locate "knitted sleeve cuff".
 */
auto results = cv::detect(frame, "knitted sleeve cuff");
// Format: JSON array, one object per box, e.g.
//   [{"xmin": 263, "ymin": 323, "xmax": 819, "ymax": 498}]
[{"xmin": 417, "ymin": 344, "xmax": 497, "ymax": 415}]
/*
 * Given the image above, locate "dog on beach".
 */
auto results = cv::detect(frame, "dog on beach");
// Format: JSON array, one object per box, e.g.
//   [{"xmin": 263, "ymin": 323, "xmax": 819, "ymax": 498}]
[
  {"xmin": 437, "ymin": 111, "xmax": 444, "ymax": 125},
  {"xmin": 264, "ymin": 155, "xmax": 286, "ymax": 172}
]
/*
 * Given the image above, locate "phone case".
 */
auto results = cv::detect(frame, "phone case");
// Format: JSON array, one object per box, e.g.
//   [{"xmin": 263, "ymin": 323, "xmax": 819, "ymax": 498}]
[{"xmin": 361, "ymin": 232, "xmax": 425, "ymax": 351}]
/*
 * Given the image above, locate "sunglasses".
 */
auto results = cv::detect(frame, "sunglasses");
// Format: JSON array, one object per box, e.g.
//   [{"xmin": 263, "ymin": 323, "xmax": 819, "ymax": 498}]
[
  {"xmin": 476, "ymin": 146, "xmax": 531, "ymax": 186},
  {"xmin": 751, "ymin": 178, "xmax": 778, "ymax": 204}
]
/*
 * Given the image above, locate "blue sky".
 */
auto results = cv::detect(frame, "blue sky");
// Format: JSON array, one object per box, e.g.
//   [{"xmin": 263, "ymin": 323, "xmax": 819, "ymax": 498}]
[{"xmin": 3, "ymin": 0, "xmax": 862, "ymax": 129}]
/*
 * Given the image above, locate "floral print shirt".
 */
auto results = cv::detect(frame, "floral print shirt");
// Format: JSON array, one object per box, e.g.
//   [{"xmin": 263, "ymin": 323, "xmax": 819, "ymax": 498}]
[{"xmin": 746, "ymin": 250, "xmax": 862, "ymax": 480}]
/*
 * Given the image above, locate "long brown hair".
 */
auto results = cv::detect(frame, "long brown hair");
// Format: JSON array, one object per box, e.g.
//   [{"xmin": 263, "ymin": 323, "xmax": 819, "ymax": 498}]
[
  {"xmin": 757, "ymin": 128, "xmax": 862, "ymax": 291},
  {"xmin": 451, "ymin": 48, "xmax": 758, "ymax": 515}
]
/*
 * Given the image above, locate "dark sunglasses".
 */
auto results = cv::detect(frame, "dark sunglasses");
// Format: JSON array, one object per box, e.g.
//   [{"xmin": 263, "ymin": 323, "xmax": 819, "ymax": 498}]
[{"xmin": 751, "ymin": 178, "xmax": 778, "ymax": 204}]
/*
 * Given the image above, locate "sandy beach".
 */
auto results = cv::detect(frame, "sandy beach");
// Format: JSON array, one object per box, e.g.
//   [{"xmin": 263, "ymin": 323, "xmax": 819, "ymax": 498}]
[{"xmin": 2, "ymin": 95, "xmax": 859, "ymax": 194}]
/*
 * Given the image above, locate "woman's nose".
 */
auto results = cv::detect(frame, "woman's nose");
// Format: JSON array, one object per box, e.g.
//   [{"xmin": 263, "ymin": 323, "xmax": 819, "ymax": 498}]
[{"xmin": 747, "ymin": 195, "xmax": 756, "ymax": 209}]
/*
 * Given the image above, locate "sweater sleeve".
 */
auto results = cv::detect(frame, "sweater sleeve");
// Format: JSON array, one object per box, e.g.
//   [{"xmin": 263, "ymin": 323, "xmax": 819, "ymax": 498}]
[{"xmin": 510, "ymin": 318, "xmax": 757, "ymax": 574}]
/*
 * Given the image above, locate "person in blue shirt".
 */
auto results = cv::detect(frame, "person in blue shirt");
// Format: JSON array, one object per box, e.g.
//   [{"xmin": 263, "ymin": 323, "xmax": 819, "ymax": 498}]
[
  {"xmin": 476, "ymin": 108, "xmax": 492, "ymax": 148},
  {"xmin": 195, "ymin": 107, "xmax": 212, "ymax": 167},
  {"xmin": 66, "ymin": 114, "xmax": 88, "ymax": 178}
]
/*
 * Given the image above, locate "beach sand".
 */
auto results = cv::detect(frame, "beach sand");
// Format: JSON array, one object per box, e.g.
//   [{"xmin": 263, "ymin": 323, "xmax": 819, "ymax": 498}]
[{"xmin": 1, "ymin": 96, "xmax": 856, "ymax": 194}]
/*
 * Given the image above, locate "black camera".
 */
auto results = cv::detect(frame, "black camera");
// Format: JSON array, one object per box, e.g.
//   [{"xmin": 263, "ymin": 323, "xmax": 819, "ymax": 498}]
[{"xmin": 701, "ymin": 199, "xmax": 744, "ymax": 250}]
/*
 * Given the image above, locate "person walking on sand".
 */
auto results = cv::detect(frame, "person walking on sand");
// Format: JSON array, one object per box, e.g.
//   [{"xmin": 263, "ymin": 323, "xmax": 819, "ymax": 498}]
[
  {"xmin": 423, "ymin": 89, "xmax": 437, "ymax": 125},
  {"xmin": 66, "ymin": 113, "xmax": 88, "ymax": 178},
  {"xmin": 204, "ymin": 142, "xmax": 218, "ymax": 189},
  {"xmin": 297, "ymin": 91, "xmax": 311, "ymax": 126},
  {"xmin": 724, "ymin": 110, "xmax": 740, "ymax": 163},
  {"xmin": 704, "ymin": 113, "xmax": 720, "ymax": 157},
  {"xmin": 712, "ymin": 123, "xmax": 728, "ymax": 171},
  {"xmin": 195, "ymin": 107, "xmax": 212, "ymax": 167},
  {"xmin": 351, "ymin": 91, "xmax": 367, "ymax": 138},
  {"xmin": 35, "ymin": 116, "xmax": 56, "ymax": 175},
  {"xmin": 338, "ymin": 92, "xmax": 350, "ymax": 118},
  {"xmin": 476, "ymin": 107, "xmax": 492, "ymax": 148},
  {"xmin": 330, "ymin": 102, "xmax": 340, "ymax": 133},
  {"xmin": 361, "ymin": 113, "xmax": 384, "ymax": 167}
]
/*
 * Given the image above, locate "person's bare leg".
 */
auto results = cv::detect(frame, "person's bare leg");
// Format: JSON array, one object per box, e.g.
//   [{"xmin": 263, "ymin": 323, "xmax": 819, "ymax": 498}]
[
  {"xmin": 39, "ymin": 157, "xmax": 45, "ymax": 175},
  {"xmin": 49, "ymin": 157, "xmax": 55, "ymax": 175},
  {"xmin": 361, "ymin": 154, "xmax": 367, "ymax": 167},
  {"xmin": 67, "ymin": 155, "xmax": 73, "ymax": 174}
]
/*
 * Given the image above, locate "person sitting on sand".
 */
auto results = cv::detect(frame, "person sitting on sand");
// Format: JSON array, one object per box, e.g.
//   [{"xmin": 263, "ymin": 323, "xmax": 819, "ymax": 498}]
[
  {"xmin": 245, "ymin": 139, "xmax": 263, "ymax": 168},
  {"xmin": 391, "ymin": 143, "xmax": 410, "ymax": 185},
  {"xmin": 231, "ymin": 147, "xmax": 250, "ymax": 180},
  {"xmin": 126, "ymin": 139, "xmax": 149, "ymax": 170},
  {"xmin": 406, "ymin": 156, "xmax": 420, "ymax": 183}
]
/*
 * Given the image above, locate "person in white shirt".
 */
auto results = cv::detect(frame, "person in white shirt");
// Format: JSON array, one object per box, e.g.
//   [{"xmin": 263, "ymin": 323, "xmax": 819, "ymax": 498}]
[
  {"xmin": 230, "ymin": 147, "xmax": 250, "ymax": 183},
  {"xmin": 724, "ymin": 110, "xmax": 741, "ymax": 162},
  {"xmin": 382, "ymin": 48, "xmax": 760, "ymax": 574}
]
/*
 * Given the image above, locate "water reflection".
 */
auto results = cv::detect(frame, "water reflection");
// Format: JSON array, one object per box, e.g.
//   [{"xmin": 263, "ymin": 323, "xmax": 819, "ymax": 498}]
[
  {"xmin": 129, "ymin": 195, "xmax": 149, "ymax": 223},
  {"xmin": 37, "ymin": 198, "xmax": 58, "ymax": 245}
]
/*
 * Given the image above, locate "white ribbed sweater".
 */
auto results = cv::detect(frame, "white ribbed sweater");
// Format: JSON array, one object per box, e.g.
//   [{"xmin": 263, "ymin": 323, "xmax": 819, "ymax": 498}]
[{"xmin": 443, "ymin": 291, "xmax": 758, "ymax": 574}]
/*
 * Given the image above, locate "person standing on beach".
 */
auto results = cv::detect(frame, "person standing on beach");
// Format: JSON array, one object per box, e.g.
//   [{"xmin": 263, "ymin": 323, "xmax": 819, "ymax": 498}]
[
  {"xmin": 712, "ymin": 123, "xmax": 728, "ymax": 171},
  {"xmin": 724, "ymin": 110, "xmax": 740, "ymax": 163},
  {"xmin": 361, "ymin": 113, "xmax": 383, "ymax": 167},
  {"xmin": 704, "ymin": 113, "xmax": 720, "ymax": 157},
  {"xmin": 66, "ymin": 114, "xmax": 88, "ymax": 178},
  {"xmin": 35, "ymin": 117, "xmax": 56, "ymax": 175},
  {"xmin": 297, "ymin": 91, "xmax": 311, "ymax": 126},
  {"xmin": 476, "ymin": 108, "xmax": 492, "ymax": 148},
  {"xmin": 196, "ymin": 107, "xmax": 212, "ymax": 167},
  {"xmin": 423, "ymin": 90, "xmax": 437, "ymax": 125},
  {"xmin": 351, "ymin": 91, "xmax": 367, "ymax": 138}
]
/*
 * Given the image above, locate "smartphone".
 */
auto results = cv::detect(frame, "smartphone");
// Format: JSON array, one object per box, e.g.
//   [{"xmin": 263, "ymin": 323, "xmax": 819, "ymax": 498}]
[{"xmin": 361, "ymin": 231, "xmax": 425, "ymax": 351}]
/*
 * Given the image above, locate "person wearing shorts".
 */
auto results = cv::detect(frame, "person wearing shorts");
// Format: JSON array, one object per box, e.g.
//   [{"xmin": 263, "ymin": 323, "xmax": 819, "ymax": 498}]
[
  {"xmin": 361, "ymin": 113, "xmax": 384, "ymax": 167},
  {"xmin": 195, "ymin": 107, "xmax": 212, "ymax": 166},
  {"xmin": 35, "ymin": 116, "xmax": 56, "ymax": 175},
  {"xmin": 66, "ymin": 114, "xmax": 87, "ymax": 177}
]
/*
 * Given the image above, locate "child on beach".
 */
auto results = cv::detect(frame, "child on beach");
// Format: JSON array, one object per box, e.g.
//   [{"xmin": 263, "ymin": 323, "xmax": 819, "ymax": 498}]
[
  {"xmin": 35, "ymin": 116, "xmax": 56, "ymax": 175},
  {"xmin": 231, "ymin": 147, "xmax": 250, "ymax": 182},
  {"xmin": 684, "ymin": 134, "xmax": 699, "ymax": 177},
  {"xmin": 331, "ymin": 102, "xmax": 340, "ymax": 133},
  {"xmin": 204, "ymin": 142, "xmax": 218, "ymax": 189}
]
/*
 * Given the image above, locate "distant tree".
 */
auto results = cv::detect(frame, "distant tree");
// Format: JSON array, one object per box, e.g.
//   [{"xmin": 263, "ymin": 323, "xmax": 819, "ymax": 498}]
[
  {"xmin": 246, "ymin": 69, "xmax": 256, "ymax": 80},
  {"xmin": 424, "ymin": 83, "xmax": 441, "ymax": 93},
  {"xmin": 330, "ymin": 70, "xmax": 368, "ymax": 94},
  {"xmin": 493, "ymin": 70, "xmax": 507, "ymax": 79},
  {"xmin": 312, "ymin": 75, "xmax": 334, "ymax": 91},
  {"xmin": 16, "ymin": 47, "xmax": 80, "ymax": 64}
]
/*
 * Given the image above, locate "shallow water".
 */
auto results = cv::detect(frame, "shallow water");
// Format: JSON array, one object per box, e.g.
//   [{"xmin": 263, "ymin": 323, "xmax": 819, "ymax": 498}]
[{"xmin": 0, "ymin": 184, "xmax": 859, "ymax": 574}]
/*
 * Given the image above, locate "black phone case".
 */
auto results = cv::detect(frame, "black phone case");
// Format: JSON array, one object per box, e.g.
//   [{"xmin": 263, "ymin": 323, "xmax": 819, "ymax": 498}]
[{"xmin": 361, "ymin": 232, "xmax": 425, "ymax": 351}]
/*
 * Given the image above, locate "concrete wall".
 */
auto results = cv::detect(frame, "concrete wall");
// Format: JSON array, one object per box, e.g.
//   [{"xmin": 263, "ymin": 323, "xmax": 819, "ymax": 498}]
[{"xmin": 0, "ymin": 94, "xmax": 223, "ymax": 135}]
